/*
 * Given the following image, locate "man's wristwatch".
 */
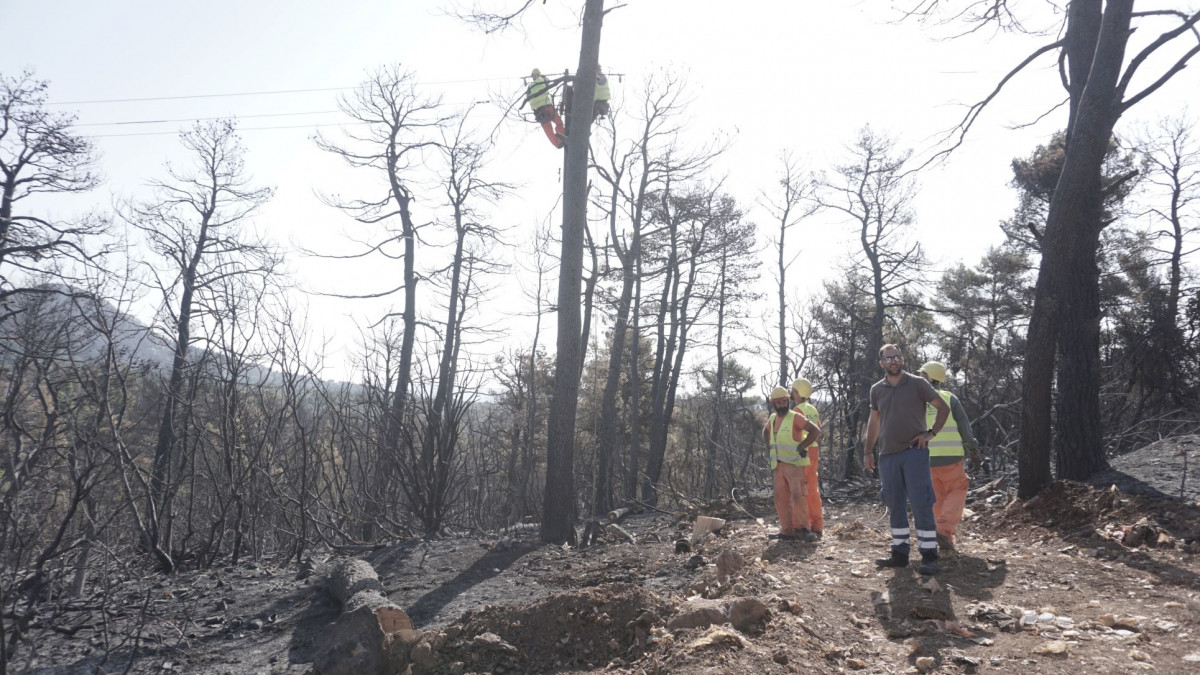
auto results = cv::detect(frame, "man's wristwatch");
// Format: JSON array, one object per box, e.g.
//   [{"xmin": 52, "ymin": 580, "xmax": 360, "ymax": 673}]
[{"xmin": 926, "ymin": 428, "xmax": 938, "ymax": 437}]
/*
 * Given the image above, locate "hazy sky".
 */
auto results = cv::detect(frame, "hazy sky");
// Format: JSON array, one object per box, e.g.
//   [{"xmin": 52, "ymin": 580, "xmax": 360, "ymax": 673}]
[{"xmin": 4, "ymin": 1, "xmax": 1197, "ymax": 383}]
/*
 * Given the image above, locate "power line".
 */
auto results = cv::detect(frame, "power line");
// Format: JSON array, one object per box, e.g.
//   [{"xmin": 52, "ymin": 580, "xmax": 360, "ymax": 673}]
[
  {"xmin": 49, "ymin": 77, "xmax": 519, "ymax": 106},
  {"xmin": 87, "ymin": 121, "xmax": 369, "ymax": 138},
  {"xmin": 76, "ymin": 97, "xmax": 497, "ymax": 134},
  {"xmin": 52, "ymin": 86, "xmax": 349, "ymax": 105},
  {"xmin": 84, "ymin": 102, "xmax": 505, "ymax": 137},
  {"xmin": 76, "ymin": 110, "xmax": 340, "ymax": 127}
]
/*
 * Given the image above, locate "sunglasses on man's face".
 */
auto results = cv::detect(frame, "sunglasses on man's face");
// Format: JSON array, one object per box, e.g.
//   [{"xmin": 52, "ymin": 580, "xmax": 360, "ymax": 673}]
[{"xmin": 880, "ymin": 355, "xmax": 902, "ymax": 362}]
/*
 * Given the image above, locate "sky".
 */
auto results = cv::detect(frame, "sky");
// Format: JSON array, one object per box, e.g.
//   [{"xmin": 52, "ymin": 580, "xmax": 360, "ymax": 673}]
[{"xmin": 4, "ymin": 0, "xmax": 1198, "ymax": 384}]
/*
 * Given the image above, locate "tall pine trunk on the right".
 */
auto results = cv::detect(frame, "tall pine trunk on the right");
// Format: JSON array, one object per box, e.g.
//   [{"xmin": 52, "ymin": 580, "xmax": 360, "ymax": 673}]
[{"xmin": 1019, "ymin": 0, "xmax": 1130, "ymax": 496}]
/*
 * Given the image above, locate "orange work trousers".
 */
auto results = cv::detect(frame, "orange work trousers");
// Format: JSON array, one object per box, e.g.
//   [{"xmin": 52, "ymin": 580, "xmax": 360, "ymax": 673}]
[
  {"xmin": 931, "ymin": 461, "xmax": 970, "ymax": 539},
  {"xmin": 535, "ymin": 105, "xmax": 566, "ymax": 148},
  {"xmin": 772, "ymin": 462, "xmax": 810, "ymax": 534},
  {"xmin": 804, "ymin": 447, "xmax": 823, "ymax": 532}
]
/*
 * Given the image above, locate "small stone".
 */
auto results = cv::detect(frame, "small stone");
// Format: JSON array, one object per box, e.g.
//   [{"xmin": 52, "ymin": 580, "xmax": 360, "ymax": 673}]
[
  {"xmin": 715, "ymin": 549, "xmax": 746, "ymax": 583},
  {"xmin": 951, "ymin": 652, "xmax": 981, "ymax": 666},
  {"xmin": 471, "ymin": 632, "xmax": 517, "ymax": 654},
  {"xmin": 1129, "ymin": 649, "xmax": 1152, "ymax": 662},
  {"xmin": 772, "ymin": 650, "xmax": 788, "ymax": 665},
  {"xmin": 1113, "ymin": 616, "xmax": 1141, "ymax": 631},
  {"xmin": 728, "ymin": 597, "xmax": 770, "ymax": 632},
  {"xmin": 1034, "ymin": 640, "xmax": 1070, "ymax": 655}
]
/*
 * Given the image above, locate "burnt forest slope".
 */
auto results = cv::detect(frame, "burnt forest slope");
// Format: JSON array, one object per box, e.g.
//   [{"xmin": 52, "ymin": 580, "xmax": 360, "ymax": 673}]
[{"xmin": 21, "ymin": 438, "xmax": 1200, "ymax": 674}]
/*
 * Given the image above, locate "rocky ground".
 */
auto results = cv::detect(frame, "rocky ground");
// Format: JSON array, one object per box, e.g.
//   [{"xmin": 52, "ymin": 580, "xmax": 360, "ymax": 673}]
[{"xmin": 19, "ymin": 435, "xmax": 1200, "ymax": 674}]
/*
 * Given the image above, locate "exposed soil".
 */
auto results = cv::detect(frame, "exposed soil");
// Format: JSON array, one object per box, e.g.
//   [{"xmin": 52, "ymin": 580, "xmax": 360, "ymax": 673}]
[{"xmin": 20, "ymin": 435, "xmax": 1200, "ymax": 674}]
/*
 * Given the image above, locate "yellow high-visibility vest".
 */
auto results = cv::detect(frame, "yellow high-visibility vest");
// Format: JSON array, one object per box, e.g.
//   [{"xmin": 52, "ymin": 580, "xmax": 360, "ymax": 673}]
[
  {"xmin": 925, "ymin": 390, "xmax": 964, "ymax": 458},
  {"xmin": 528, "ymin": 76, "xmax": 552, "ymax": 110},
  {"xmin": 795, "ymin": 401, "xmax": 819, "ymax": 453},
  {"xmin": 768, "ymin": 410, "xmax": 810, "ymax": 469},
  {"xmin": 595, "ymin": 74, "xmax": 611, "ymax": 102}
]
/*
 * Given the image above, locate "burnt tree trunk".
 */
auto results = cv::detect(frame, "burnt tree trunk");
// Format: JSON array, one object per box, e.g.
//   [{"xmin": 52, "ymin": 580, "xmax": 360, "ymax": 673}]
[
  {"xmin": 1055, "ymin": 204, "xmax": 1108, "ymax": 480},
  {"xmin": 1019, "ymin": 0, "xmax": 1130, "ymax": 497}
]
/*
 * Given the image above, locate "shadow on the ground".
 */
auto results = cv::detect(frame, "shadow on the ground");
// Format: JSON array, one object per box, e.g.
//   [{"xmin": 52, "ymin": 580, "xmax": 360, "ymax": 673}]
[
  {"xmin": 873, "ymin": 563, "xmax": 996, "ymax": 672},
  {"xmin": 1087, "ymin": 467, "xmax": 1182, "ymax": 501},
  {"xmin": 940, "ymin": 551, "xmax": 1007, "ymax": 602},
  {"xmin": 761, "ymin": 539, "xmax": 818, "ymax": 564},
  {"xmin": 404, "ymin": 542, "xmax": 537, "ymax": 627}
]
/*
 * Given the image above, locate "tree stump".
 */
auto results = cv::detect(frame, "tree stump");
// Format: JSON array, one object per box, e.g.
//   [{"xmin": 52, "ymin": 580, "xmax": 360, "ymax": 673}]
[{"xmin": 312, "ymin": 558, "xmax": 414, "ymax": 675}]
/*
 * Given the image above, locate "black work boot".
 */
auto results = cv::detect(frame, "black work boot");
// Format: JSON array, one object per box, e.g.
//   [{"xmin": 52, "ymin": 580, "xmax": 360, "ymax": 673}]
[
  {"xmin": 875, "ymin": 549, "xmax": 909, "ymax": 568},
  {"xmin": 917, "ymin": 550, "xmax": 939, "ymax": 575}
]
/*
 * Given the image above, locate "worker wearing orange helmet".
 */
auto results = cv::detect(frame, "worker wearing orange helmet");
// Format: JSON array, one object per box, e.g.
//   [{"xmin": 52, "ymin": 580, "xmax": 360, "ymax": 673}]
[
  {"xmin": 791, "ymin": 378, "xmax": 824, "ymax": 537},
  {"xmin": 917, "ymin": 361, "xmax": 982, "ymax": 553},
  {"xmin": 527, "ymin": 68, "xmax": 566, "ymax": 149},
  {"xmin": 762, "ymin": 385, "xmax": 821, "ymax": 542}
]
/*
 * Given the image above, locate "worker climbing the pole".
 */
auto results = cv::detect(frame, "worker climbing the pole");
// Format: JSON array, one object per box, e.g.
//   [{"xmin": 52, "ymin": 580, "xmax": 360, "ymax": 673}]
[
  {"xmin": 593, "ymin": 66, "xmax": 611, "ymax": 121},
  {"xmin": 527, "ymin": 68, "xmax": 567, "ymax": 149}
]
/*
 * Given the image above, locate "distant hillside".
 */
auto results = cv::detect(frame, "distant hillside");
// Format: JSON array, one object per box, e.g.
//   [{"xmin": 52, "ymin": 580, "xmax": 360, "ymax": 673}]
[{"xmin": 0, "ymin": 286, "xmax": 254, "ymax": 379}]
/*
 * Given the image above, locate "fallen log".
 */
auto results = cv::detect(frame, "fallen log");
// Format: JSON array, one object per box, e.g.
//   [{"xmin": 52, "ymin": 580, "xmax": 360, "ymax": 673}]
[
  {"xmin": 608, "ymin": 506, "xmax": 635, "ymax": 523},
  {"xmin": 312, "ymin": 558, "xmax": 414, "ymax": 675}
]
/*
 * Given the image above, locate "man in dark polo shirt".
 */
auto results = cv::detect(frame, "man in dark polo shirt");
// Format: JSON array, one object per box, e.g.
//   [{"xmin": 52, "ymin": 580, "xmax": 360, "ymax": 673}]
[{"xmin": 863, "ymin": 344, "xmax": 951, "ymax": 575}]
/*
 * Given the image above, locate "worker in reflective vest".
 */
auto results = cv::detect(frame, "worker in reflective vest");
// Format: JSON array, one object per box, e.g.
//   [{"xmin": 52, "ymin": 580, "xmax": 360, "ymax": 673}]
[
  {"xmin": 917, "ymin": 361, "xmax": 982, "ymax": 553},
  {"xmin": 762, "ymin": 386, "xmax": 821, "ymax": 542},
  {"xmin": 790, "ymin": 378, "xmax": 823, "ymax": 537},
  {"xmin": 593, "ymin": 67, "xmax": 611, "ymax": 120},
  {"xmin": 527, "ymin": 68, "xmax": 566, "ymax": 149}
]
